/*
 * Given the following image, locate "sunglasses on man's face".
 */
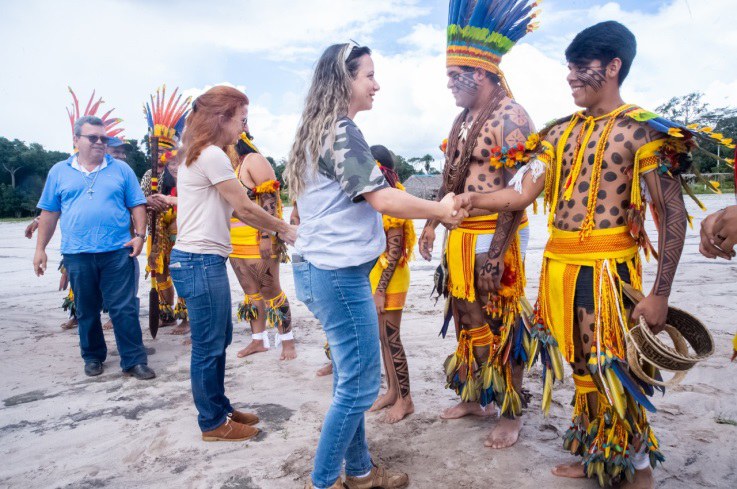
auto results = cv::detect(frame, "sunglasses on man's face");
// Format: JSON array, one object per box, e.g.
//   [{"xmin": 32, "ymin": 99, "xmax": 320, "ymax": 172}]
[{"xmin": 78, "ymin": 134, "xmax": 111, "ymax": 145}]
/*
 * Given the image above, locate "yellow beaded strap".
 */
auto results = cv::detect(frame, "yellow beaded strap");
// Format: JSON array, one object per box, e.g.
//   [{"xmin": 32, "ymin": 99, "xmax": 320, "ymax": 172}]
[
  {"xmin": 579, "ymin": 105, "xmax": 635, "ymax": 239},
  {"xmin": 546, "ymin": 117, "xmax": 579, "ymax": 230}
]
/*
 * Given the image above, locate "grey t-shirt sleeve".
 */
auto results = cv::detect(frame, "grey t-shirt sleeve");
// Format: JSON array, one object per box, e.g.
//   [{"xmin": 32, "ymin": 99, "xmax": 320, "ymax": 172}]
[{"xmin": 324, "ymin": 118, "xmax": 388, "ymax": 202}]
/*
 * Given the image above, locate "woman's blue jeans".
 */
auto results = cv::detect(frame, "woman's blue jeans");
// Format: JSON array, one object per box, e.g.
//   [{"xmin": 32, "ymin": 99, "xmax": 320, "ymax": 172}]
[
  {"xmin": 170, "ymin": 249, "xmax": 234, "ymax": 432},
  {"xmin": 293, "ymin": 258, "xmax": 380, "ymax": 489}
]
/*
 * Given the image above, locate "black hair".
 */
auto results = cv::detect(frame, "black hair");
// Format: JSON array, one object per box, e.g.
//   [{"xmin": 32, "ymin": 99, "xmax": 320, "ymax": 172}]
[
  {"xmin": 370, "ymin": 144, "xmax": 399, "ymax": 188},
  {"xmin": 346, "ymin": 45, "xmax": 372, "ymax": 78},
  {"xmin": 370, "ymin": 144, "xmax": 394, "ymax": 169},
  {"xmin": 235, "ymin": 132, "xmax": 259, "ymax": 157},
  {"xmin": 565, "ymin": 21, "xmax": 636, "ymax": 85}
]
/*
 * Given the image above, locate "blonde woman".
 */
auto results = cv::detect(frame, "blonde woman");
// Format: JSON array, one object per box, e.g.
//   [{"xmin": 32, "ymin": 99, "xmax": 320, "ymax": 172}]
[{"xmin": 286, "ymin": 42, "xmax": 466, "ymax": 489}]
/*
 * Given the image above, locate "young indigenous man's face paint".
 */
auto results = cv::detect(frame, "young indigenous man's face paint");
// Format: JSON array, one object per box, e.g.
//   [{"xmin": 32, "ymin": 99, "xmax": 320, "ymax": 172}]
[
  {"xmin": 567, "ymin": 60, "xmax": 608, "ymax": 108},
  {"xmin": 447, "ymin": 66, "xmax": 479, "ymax": 109}
]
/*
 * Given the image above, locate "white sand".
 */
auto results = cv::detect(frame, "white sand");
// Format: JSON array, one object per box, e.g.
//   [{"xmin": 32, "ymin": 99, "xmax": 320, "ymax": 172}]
[{"xmin": 1, "ymin": 195, "xmax": 736, "ymax": 489}]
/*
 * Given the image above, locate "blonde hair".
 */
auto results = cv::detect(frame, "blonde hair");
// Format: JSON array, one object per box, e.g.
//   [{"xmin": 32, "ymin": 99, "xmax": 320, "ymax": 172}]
[{"xmin": 285, "ymin": 43, "xmax": 371, "ymax": 198}]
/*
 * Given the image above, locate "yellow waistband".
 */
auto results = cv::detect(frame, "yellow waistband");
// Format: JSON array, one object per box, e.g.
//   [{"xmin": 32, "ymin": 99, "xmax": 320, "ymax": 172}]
[{"xmin": 544, "ymin": 226, "xmax": 637, "ymax": 264}]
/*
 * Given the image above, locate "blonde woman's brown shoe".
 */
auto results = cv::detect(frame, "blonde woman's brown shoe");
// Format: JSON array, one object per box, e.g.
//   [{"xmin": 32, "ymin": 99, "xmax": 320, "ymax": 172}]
[
  {"xmin": 304, "ymin": 477, "xmax": 343, "ymax": 488},
  {"xmin": 201, "ymin": 418, "xmax": 259, "ymax": 442},
  {"xmin": 344, "ymin": 465, "xmax": 409, "ymax": 489}
]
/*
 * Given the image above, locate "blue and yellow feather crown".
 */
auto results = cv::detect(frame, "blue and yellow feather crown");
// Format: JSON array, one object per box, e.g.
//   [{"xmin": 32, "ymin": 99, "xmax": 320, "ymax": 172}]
[{"xmin": 447, "ymin": 0, "xmax": 541, "ymax": 97}]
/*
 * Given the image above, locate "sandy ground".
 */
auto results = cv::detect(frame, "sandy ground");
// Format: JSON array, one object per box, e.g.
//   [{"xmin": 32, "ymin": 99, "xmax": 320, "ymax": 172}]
[{"xmin": 1, "ymin": 196, "xmax": 737, "ymax": 489}]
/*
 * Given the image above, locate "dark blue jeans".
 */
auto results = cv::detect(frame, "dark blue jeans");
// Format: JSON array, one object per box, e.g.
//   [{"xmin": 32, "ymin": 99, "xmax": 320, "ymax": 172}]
[
  {"xmin": 64, "ymin": 248, "xmax": 147, "ymax": 370},
  {"xmin": 293, "ymin": 258, "xmax": 380, "ymax": 488},
  {"xmin": 169, "ymin": 249, "xmax": 234, "ymax": 432}
]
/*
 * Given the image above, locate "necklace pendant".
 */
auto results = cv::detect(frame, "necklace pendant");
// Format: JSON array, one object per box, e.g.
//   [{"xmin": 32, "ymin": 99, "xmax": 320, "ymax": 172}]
[{"xmin": 87, "ymin": 189, "xmax": 94, "ymax": 199}]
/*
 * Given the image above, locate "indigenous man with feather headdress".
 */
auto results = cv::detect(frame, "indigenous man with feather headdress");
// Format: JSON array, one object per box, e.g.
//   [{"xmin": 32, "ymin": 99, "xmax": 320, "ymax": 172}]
[
  {"xmin": 141, "ymin": 86, "xmax": 192, "ymax": 335},
  {"xmin": 418, "ymin": 0, "xmax": 541, "ymax": 449}
]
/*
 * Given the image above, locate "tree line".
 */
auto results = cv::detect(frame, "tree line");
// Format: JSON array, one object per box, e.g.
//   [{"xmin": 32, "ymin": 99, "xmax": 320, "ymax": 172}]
[
  {"xmin": 0, "ymin": 137, "xmax": 435, "ymax": 218},
  {"xmin": 1, "ymin": 92, "xmax": 733, "ymax": 218}
]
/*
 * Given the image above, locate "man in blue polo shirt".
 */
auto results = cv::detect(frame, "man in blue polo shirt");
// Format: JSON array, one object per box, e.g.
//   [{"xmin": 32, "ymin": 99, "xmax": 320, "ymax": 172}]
[{"xmin": 34, "ymin": 115, "xmax": 155, "ymax": 380}]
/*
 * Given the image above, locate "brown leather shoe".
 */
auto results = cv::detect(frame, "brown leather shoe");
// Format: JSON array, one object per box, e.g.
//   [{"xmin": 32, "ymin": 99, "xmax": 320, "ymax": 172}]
[
  {"xmin": 229, "ymin": 410, "xmax": 259, "ymax": 426},
  {"xmin": 344, "ymin": 465, "xmax": 409, "ymax": 489},
  {"xmin": 304, "ymin": 478, "xmax": 343, "ymax": 489},
  {"xmin": 201, "ymin": 418, "xmax": 259, "ymax": 442}
]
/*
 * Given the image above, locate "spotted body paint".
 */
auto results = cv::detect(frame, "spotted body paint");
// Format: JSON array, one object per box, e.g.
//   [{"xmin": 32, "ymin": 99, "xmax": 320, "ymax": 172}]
[
  {"xmin": 545, "ymin": 115, "xmax": 663, "ymax": 231},
  {"xmin": 460, "ymin": 97, "xmax": 535, "ymax": 217}
]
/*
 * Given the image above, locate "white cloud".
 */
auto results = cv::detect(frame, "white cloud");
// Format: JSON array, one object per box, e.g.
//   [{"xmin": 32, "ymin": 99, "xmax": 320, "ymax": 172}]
[
  {"xmin": 0, "ymin": 0, "xmax": 429, "ymax": 152},
  {"xmin": 1, "ymin": 0, "xmax": 735, "ymax": 166}
]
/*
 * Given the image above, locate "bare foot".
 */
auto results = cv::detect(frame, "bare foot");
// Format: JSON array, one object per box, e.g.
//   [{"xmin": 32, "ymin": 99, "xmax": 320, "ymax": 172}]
[
  {"xmin": 369, "ymin": 391, "xmax": 397, "ymax": 412},
  {"xmin": 440, "ymin": 402, "xmax": 493, "ymax": 420},
  {"xmin": 102, "ymin": 319, "xmax": 113, "ymax": 330},
  {"xmin": 237, "ymin": 340, "xmax": 268, "ymax": 358},
  {"xmin": 484, "ymin": 416, "xmax": 522, "ymax": 448},
  {"xmin": 316, "ymin": 363, "xmax": 333, "ymax": 377},
  {"xmin": 61, "ymin": 317, "xmax": 78, "ymax": 330},
  {"xmin": 551, "ymin": 461, "xmax": 586, "ymax": 479},
  {"xmin": 279, "ymin": 340, "xmax": 297, "ymax": 361},
  {"xmin": 382, "ymin": 396, "xmax": 414, "ymax": 424},
  {"xmin": 182, "ymin": 337, "xmax": 191, "ymax": 346},
  {"xmin": 620, "ymin": 468, "xmax": 655, "ymax": 489},
  {"xmin": 170, "ymin": 321, "xmax": 190, "ymax": 335}
]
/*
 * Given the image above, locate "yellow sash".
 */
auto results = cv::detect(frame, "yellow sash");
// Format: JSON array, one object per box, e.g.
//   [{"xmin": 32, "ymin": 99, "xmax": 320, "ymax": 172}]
[{"xmin": 446, "ymin": 214, "xmax": 528, "ymax": 303}]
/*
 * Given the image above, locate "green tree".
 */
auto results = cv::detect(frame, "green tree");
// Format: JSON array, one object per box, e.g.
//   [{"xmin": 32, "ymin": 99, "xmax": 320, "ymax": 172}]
[
  {"xmin": 0, "ymin": 183, "xmax": 22, "ymax": 217},
  {"xmin": 656, "ymin": 93, "xmax": 737, "ymax": 174},
  {"xmin": 409, "ymin": 154, "xmax": 436, "ymax": 174},
  {"xmin": 393, "ymin": 154, "xmax": 417, "ymax": 182},
  {"xmin": 656, "ymin": 92, "xmax": 711, "ymax": 125},
  {"xmin": 124, "ymin": 139, "xmax": 149, "ymax": 178}
]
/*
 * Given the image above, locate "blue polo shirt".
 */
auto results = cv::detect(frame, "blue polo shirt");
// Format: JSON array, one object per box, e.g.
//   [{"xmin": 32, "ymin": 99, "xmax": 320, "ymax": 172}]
[{"xmin": 37, "ymin": 154, "xmax": 147, "ymax": 254}]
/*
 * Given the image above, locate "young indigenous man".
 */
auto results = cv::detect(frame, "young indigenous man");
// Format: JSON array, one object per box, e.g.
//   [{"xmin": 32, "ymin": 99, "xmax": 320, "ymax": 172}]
[
  {"xmin": 418, "ymin": 0, "xmax": 540, "ymax": 449},
  {"xmin": 459, "ymin": 20, "xmax": 729, "ymax": 488}
]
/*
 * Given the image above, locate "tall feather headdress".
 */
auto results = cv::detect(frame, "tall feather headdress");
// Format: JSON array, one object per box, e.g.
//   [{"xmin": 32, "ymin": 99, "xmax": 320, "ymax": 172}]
[
  {"xmin": 143, "ymin": 85, "xmax": 191, "ymax": 151},
  {"xmin": 447, "ymin": 0, "xmax": 541, "ymax": 97},
  {"xmin": 66, "ymin": 86, "xmax": 124, "ymax": 143}
]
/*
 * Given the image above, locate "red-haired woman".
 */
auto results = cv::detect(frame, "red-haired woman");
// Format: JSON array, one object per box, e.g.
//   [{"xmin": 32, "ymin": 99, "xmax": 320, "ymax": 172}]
[{"xmin": 170, "ymin": 85, "xmax": 297, "ymax": 442}]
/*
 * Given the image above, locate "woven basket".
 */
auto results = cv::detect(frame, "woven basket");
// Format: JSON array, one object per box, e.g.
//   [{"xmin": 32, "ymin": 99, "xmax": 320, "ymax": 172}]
[{"xmin": 622, "ymin": 285, "xmax": 713, "ymax": 386}]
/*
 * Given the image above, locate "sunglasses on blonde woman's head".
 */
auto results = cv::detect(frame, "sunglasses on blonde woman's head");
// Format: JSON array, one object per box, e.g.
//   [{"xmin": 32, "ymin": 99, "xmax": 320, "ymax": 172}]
[
  {"xmin": 78, "ymin": 135, "xmax": 111, "ymax": 145},
  {"xmin": 343, "ymin": 40, "xmax": 360, "ymax": 61}
]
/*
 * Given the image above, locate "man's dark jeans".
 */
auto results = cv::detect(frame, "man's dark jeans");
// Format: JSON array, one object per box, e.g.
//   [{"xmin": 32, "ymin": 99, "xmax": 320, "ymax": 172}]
[{"xmin": 64, "ymin": 248, "xmax": 147, "ymax": 370}]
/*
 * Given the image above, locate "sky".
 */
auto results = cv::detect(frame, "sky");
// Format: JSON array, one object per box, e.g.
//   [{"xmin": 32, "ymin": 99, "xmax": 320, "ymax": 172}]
[{"xmin": 1, "ymin": 0, "xmax": 736, "ymax": 169}]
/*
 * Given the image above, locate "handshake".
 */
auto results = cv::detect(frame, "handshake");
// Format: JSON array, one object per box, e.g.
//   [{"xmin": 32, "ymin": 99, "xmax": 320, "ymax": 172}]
[{"xmin": 436, "ymin": 192, "xmax": 474, "ymax": 230}]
